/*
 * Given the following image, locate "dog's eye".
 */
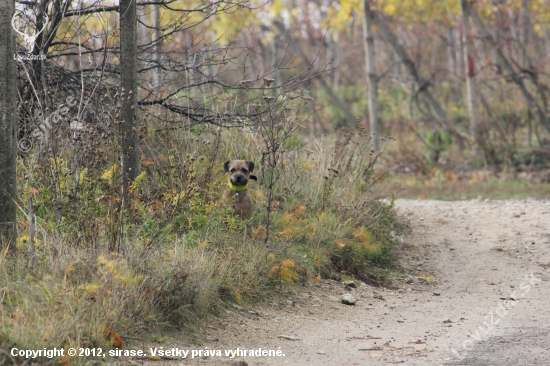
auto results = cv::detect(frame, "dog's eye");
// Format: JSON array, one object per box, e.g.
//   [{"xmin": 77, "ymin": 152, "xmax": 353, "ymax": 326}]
[
  {"xmin": 242, "ymin": 169, "xmax": 248, "ymax": 173},
  {"xmin": 230, "ymin": 169, "xmax": 236, "ymax": 173}
]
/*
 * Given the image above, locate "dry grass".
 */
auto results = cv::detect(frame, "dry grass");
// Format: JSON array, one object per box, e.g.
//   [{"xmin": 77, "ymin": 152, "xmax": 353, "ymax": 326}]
[
  {"xmin": 380, "ymin": 170, "xmax": 550, "ymax": 200},
  {"xmin": 0, "ymin": 126, "xmax": 399, "ymax": 365}
]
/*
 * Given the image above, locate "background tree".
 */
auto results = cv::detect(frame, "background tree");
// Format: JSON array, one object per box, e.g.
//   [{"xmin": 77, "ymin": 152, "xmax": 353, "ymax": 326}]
[
  {"xmin": 119, "ymin": 0, "xmax": 139, "ymax": 252},
  {"xmin": 0, "ymin": 0, "xmax": 17, "ymax": 251},
  {"xmin": 363, "ymin": 0, "xmax": 379, "ymax": 151},
  {"xmin": 461, "ymin": 0, "xmax": 483, "ymax": 154}
]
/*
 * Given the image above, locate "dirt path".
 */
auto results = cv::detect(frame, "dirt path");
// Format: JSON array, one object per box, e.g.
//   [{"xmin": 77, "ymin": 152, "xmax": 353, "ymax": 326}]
[{"xmin": 151, "ymin": 199, "xmax": 550, "ymax": 366}]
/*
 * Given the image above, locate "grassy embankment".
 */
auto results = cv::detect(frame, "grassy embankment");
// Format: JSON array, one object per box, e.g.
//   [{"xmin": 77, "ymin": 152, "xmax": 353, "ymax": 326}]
[{"xmin": 0, "ymin": 127, "xmax": 399, "ymax": 364}]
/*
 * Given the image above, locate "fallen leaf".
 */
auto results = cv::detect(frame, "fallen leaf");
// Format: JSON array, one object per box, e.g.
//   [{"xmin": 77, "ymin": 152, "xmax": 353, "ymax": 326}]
[
  {"xmin": 418, "ymin": 272, "xmax": 434, "ymax": 281},
  {"xmin": 110, "ymin": 331, "xmax": 124, "ymax": 348},
  {"xmin": 104, "ymin": 325, "xmax": 124, "ymax": 348}
]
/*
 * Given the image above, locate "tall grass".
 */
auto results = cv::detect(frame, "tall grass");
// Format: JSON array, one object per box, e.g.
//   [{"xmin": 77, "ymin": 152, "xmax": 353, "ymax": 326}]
[{"xmin": 1, "ymin": 124, "xmax": 398, "ymax": 364}]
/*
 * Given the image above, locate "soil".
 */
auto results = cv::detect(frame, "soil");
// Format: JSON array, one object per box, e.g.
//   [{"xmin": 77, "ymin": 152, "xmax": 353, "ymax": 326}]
[{"xmin": 136, "ymin": 199, "xmax": 550, "ymax": 366}]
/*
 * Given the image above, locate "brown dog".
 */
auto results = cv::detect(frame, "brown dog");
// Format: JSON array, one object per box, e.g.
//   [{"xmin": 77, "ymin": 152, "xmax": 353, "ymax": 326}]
[{"xmin": 222, "ymin": 160, "xmax": 257, "ymax": 219}]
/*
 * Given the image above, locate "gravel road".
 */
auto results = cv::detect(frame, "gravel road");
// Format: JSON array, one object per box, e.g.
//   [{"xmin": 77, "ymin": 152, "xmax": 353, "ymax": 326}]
[{"xmin": 148, "ymin": 199, "xmax": 550, "ymax": 366}]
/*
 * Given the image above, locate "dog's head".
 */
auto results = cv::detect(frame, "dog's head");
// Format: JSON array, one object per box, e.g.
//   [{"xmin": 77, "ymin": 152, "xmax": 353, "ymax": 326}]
[{"xmin": 224, "ymin": 160, "xmax": 256, "ymax": 190}]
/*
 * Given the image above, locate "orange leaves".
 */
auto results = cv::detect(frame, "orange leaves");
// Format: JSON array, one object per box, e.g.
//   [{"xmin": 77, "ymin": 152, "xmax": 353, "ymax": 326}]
[
  {"xmin": 141, "ymin": 156, "xmax": 154, "ymax": 167},
  {"xmin": 252, "ymin": 225, "xmax": 266, "ymax": 239},
  {"xmin": 18, "ymin": 219, "xmax": 28, "ymax": 232},
  {"xmin": 335, "ymin": 240, "xmax": 346, "ymax": 248},
  {"xmin": 331, "ymin": 226, "xmax": 389, "ymax": 272},
  {"xmin": 29, "ymin": 187, "xmax": 40, "ymax": 195},
  {"xmin": 111, "ymin": 332, "xmax": 124, "ymax": 348},
  {"xmin": 146, "ymin": 200, "xmax": 163, "ymax": 212},
  {"xmin": 274, "ymin": 205, "xmax": 311, "ymax": 241},
  {"xmin": 306, "ymin": 270, "xmax": 320, "ymax": 283},
  {"xmin": 278, "ymin": 212, "xmax": 296, "ymax": 228},
  {"xmin": 444, "ymin": 170, "xmax": 465, "ymax": 183},
  {"xmin": 104, "ymin": 326, "xmax": 124, "ymax": 348},
  {"xmin": 293, "ymin": 205, "xmax": 306, "ymax": 217},
  {"xmin": 275, "ymin": 227, "xmax": 294, "ymax": 240},
  {"xmin": 57, "ymin": 354, "xmax": 71, "ymax": 366},
  {"xmin": 353, "ymin": 228, "xmax": 375, "ymax": 250},
  {"xmin": 269, "ymin": 258, "xmax": 299, "ymax": 285},
  {"xmin": 234, "ymin": 289, "xmax": 242, "ymax": 305}
]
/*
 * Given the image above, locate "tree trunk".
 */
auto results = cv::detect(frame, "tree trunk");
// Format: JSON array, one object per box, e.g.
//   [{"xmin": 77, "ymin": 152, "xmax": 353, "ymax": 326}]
[
  {"xmin": 456, "ymin": 25, "xmax": 464, "ymax": 79},
  {"xmin": 447, "ymin": 27, "xmax": 456, "ymax": 76},
  {"xmin": 507, "ymin": 9, "xmax": 519, "ymax": 62},
  {"xmin": 520, "ymin": 0, "xmax": 530, "ymax": 51},
  {"xmin": 273, "ymin": 27, "xmax": 282, "ymax": 93},
  {"xmin": 544, "ymin": 25, "xmax": 550, "ymax": 56},
  {"xmin": 0, "ymin": 0, "xmax": 17, "ymax": 251},
  {"xmin": 120, "ymin": 0, "xmax": 139, "ymax": 183},
  {"xmin": 119, "ymin": 0, "xmax": 139, "ymax": 253},
  {"xmin": 429, "ymin": 32, "xmax": 439, "ymax": 72},
  {"xmin": 152, "ymin": 4, "xmax": 161, "ymax": 88},
  {"xmin": 362, "ymin": 0, "xmax": 379, "ymax": 151},
  {"xmin": 460, "ymin": 0, "xmax": 482, "ymax": 148},
  {"xmin": 332, "ymin": 32, "xmax": 340, "ymax": 90}
]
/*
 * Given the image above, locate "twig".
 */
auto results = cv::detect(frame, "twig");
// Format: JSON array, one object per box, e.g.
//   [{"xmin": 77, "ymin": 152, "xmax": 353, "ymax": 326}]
[{"xmin": 28, "ymin": 197, "xmax": 35, "ymax": 268}]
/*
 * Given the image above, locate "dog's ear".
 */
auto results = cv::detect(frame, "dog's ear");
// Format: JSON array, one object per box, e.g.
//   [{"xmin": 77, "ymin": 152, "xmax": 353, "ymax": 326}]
[
  {"xmin": 250, "ymin": 175, "xmax": 257, "ymax": 181},
  {"xmin": 247, "ymin": 161, "xmax": 255, "ymax": 172},
  {"xmin": 223, "ymin": 160, "xmax": 231, "ymax": 173}
]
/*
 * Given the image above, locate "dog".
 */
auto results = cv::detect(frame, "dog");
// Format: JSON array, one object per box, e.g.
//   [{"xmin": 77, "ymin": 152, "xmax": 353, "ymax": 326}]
[{"xmin": 222, "ymin": 160, "xmax": 257, "ymax": 219}]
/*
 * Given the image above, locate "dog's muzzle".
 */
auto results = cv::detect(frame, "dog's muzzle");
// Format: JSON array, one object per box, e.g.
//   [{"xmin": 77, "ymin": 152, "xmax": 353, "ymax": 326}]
[{"xmin": 227, "ymin": 174, "xmax": 257, "ymax": 191}]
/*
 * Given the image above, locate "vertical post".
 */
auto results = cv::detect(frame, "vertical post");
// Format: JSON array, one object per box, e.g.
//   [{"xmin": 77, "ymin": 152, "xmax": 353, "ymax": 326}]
[
  {"xmin": 120, "ymin": 0, "xmax": 139, "ymax": 253},
  {"xmin": 460, "ymin": 0, "xmax": 481, "ymax": 148},
  {"xmin": 120, "ymin": 0, "xmax": 139, "ymax": 183},
  {"xmin": 362, "ymin": 0, "xmax": 379, "ymax": 151},
  {"xmin": 0, "ymin": 0, "xmax": 17, "ymax": 252}
]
